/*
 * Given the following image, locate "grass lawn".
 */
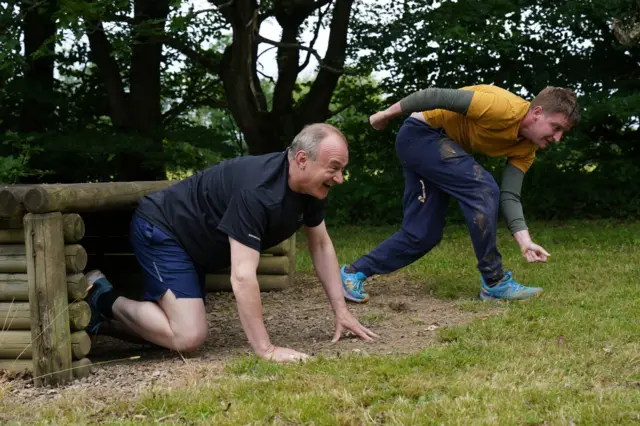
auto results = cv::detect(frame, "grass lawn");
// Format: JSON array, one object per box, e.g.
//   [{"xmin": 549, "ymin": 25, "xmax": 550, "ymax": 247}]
[{"xmin": 2, "ymin": 219, "xmax": 639, "ymax": 425}]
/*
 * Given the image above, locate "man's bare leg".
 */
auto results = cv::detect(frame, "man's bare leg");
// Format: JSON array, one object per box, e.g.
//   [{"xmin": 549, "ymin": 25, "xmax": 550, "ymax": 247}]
[
  {"xmin": 111, "ymin": 290, "xmax": 208, "ymax": 353},
  {"xmin": 87, "ymin": 270, "xmax": 208, "ymax": 353}
]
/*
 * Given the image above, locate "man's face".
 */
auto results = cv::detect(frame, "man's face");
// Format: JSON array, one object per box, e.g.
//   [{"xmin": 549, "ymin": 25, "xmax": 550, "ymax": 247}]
[
  {"xmin": 528, "ymin": 106, "xmax": 571, "ymax": 149},
  {"xmin": 296, "ymin": 135, "xmax": 348, "ymax": 199}
]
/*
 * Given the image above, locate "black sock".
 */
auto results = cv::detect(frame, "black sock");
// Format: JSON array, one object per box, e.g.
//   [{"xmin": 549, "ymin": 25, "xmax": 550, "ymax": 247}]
[
  {"xmin": 96, "ymin": 290, "xmax": 120, "ymax": 320},
  {"xmin": 344, "ymin": 264, "xmax": 357, "ymax": 274}
]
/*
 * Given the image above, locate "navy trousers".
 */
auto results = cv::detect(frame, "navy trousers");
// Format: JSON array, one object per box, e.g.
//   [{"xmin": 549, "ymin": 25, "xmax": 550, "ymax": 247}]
[{"xmin": 352, "ymin": 117, "xmax": 504, "ymax": 284}]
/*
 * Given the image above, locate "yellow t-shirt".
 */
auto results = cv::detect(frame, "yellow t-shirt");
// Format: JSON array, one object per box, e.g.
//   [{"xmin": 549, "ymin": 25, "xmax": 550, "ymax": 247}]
[{"xmin": 422, "ymin": 84, "xmax": 537, "ymax": 173}]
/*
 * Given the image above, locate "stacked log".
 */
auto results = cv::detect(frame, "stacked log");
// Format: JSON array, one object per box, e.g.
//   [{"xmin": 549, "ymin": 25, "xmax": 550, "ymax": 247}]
[{"xmin": 0, "ymin": 204, "xmax": 92, "ymax": 384}]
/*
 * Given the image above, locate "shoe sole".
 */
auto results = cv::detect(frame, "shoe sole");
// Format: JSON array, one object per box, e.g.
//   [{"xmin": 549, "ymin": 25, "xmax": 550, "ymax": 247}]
[
  {"xmin": 480, "ymin": 290, "xmax": 543, "ymax": 301},
  {"xmin": 343, "ymin": 289, "xmax": 369, "ymax": 303}
]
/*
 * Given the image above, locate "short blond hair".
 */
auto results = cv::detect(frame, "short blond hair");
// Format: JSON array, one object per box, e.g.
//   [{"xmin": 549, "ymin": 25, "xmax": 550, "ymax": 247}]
[
  {"xmin": 288, "ymin": 123, "xmax": 348, "ymax": 161},
  {"xmin": 530, "ymin": 87, "xmax": 580, "ymax": 125}
]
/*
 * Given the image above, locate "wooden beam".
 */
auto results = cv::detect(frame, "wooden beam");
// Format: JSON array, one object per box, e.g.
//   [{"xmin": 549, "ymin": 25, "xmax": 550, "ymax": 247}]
[
  {"xmin": 264, "ymin": 239, "xmax": 291, "ymax": 256},
  {"xmin": 0, "ymin": 185, "xmax": 32, "ymax": 218},
  {"xmin": 206, "ymin": 274, "xmax": 289, "ymax": 292},
  {"xmin": 23, "ymin": 181, "xmax": 178, "ymax": 213},
  {"xmin": 0, "ymin": 244, "xmax": 87, "ymax": 273},
  {"xmin": 0, "ymin": 357, "xmax": 92, "ymax": 379},
  {"xmin": 61, "ymin": 214, "xmax": 86, "ymax": 243},
  {"xmin": 67, "ymin": 301, "xmax": 91, "ymax": 331},
  {"xmin": 25, "ymin": 212, "xmax": 73, "ymax": 386},
  {"xmin": 0, "ymin": 273, "xmax": 89, "ymax": 301},
  {"xmin": 287, "ymin": 233, "xmax": 296, "ymax": 287},
  {"xmin": 0, "ymin": 217, "xmax": 23, "ymax": 229},
  {"xmin": 70, "ymin": 331, "xmax": 91, "ymax": 360},
  {"xmin": 0, "ymin": 229, "xmax": 24, "ymax": 244},
  {"xmin": 87, "ymin": 253, "xmax": 289, "ymax": 275},
  {"xmin": 0, "ymin": 301, "xmax": 89, "ymax": 330},
  {"xmin": 0, "ymin": 213, "xmax": 85, "ymax": 244},
  {"xmin": 0, "ymin": 330, "xmax": 90, "ymax": 360}
]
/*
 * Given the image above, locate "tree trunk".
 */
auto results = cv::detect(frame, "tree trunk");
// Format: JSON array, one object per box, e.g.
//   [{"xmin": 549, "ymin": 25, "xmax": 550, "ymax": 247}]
[
  {"xmin": 85, "ymin": 0, "xmax": 171, "ymax": 181},
  {"xmin": 297, "ymin": 0, "xmax": 354, "ymax": 126},
  {"xmin": 19, "ymin": 0, "xmax": 58, "ymax": 133},
  {"xmin": 113, "ymin": 0, "xmax": 172, "ymax": 181}
]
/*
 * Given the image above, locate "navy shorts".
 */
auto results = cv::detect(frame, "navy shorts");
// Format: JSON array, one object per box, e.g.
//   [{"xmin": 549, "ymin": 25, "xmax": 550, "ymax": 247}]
[{"xmin": 129, "ymin": 214, "xmax": 206, "ymax": 301}]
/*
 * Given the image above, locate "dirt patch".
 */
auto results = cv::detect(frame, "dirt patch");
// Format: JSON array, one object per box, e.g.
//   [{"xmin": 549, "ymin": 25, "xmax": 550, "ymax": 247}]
[{"xmin": 1, "ymin": 273, "xmax": 494, "ymax": 410}]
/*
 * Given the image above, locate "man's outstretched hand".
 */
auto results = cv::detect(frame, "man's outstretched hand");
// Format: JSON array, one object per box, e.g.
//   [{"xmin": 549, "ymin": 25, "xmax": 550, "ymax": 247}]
[
  {"xmin": 332, "ymin": 308, "xmax": 380, "ymax": 343},
  {"xmin": 514, "ymin": 230, "xmax": 550, "ymax": 263},
  {"xmin": 261, "ymin": 344, "xmax": 310, "ymax": 363},
  {"xmin": 521, "ymin": 241, "xmax": 550, "ymax": 263}
]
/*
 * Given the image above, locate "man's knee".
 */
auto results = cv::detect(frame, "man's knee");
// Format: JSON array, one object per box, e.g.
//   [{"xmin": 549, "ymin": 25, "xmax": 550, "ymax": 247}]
[
  {"xmin": 171, "ymin": 324, "xmax": 208, "ymax": 353},
  {"xmin": 157, "ymin": 291, "xmax": 208, "ymax": 352}
]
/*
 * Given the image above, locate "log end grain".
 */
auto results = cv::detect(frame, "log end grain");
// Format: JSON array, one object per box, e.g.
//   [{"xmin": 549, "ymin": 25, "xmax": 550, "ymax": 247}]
[
  {"xmin": 0, "ymin": 189, "xmax": 20, "ymax": 218},
  {"xmin": 23, "ymin": 187, "xmax": 51, "ymax": 214}
]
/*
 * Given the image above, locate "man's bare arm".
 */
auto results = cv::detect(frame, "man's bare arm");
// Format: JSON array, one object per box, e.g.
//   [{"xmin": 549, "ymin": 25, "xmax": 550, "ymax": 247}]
[
  {"xmin": 229, "ymin": 237, "xmax": 272, "ymax": 356},
  {"xmin": 304, "ymin": 221, "xmax": 378, "ymax": 343},
  {"xmin": 229, "ymin": 237, "xmax": 310, "ymax": 361}
]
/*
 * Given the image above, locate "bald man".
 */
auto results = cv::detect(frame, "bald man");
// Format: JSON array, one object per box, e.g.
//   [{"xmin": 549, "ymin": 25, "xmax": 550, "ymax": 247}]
[{"xmin": 85, "ymin": 123, "xmax": 378, "ymax": 362}]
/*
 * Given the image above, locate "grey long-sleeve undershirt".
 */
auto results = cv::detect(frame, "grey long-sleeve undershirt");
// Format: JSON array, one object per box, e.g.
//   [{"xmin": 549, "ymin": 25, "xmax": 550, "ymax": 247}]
[
  {"xmin": 398, "ymin": 87, "xmax": 528, "ymax": 234},
  {"xmin": 499, "ymin": 162, "xmax": 528, "ymax": 233}
]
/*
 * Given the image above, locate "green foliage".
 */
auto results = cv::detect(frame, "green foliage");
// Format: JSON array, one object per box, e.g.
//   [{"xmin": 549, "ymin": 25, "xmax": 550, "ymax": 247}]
[
  {"xmin": 1, "ymin": 0, "xmax": 638, "ymax": 221},
  {"xmin": 324, "ymin": 77, "xmax": 405, "ymax": 224},
  {"xmin": 321, "ymin": 0, "xmax": 640, "ymax": 225},
  {"xmin": 0, "ymin": 132, "xmax": 50, "ymax": 184}
]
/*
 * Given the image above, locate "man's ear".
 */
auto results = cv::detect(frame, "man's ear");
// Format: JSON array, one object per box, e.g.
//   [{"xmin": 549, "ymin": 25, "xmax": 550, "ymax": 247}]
[
  {"xmin": 295, "ymin": 150, "xmax": 308, "ymax": 170},
  {"xmin": 532, "ymin": 105, "xmax": 544, "ymax": 118}
]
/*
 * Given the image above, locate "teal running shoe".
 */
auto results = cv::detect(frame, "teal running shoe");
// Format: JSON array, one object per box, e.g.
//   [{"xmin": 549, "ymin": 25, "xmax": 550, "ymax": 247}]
[
  {"xmin": 340, "ymin": 265, "xmax": 369, "ymax": 303},
  {"xmin": 85, "ymin": 270, "xmax": 113, "ymax": 340},
  {"xmin": 480, "ymin": 270, "xmax": 543, "ymax": 301}
]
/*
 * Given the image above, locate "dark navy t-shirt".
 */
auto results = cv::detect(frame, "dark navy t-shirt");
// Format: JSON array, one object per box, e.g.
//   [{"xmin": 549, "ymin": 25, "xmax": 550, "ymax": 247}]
[{"xmin": 135, "ymin": 150, "xmax": 324, "ymax": 271}]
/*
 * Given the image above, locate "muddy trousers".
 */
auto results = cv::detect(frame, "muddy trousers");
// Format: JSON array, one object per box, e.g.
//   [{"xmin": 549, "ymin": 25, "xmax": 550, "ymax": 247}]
[{"xmin": 352, "ymin": 117, "xmax": 504, "ymax": 284}]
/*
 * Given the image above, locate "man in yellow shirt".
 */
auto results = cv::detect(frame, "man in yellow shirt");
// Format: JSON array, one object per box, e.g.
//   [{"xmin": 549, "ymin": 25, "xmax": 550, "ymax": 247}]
[{"xmin": 340, "ymin": 85, "xmax": 580, "ymax": 302}]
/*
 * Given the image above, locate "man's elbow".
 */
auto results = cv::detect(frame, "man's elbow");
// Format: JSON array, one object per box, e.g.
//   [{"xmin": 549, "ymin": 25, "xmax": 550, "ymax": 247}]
[
  {"xmin": 230, "ymin": 269, "xmax": 258, "ymax": 288},
  {"xmin": 308, "ymin": 236, "xmax": 333, "ymax": 254}
]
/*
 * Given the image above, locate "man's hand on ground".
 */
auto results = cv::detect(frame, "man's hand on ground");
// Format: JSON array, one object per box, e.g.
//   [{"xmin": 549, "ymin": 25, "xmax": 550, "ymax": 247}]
[
  {"xmin": 520, "ymin": 241, "xmax": 550, "ymax": 263},
  {"xmin": 332, "ymin": 308, "xmax": 380, "ymax": 343},
  {"xmin": 261, "ymin": 344, "xmax": 310, "ymax": 363}
]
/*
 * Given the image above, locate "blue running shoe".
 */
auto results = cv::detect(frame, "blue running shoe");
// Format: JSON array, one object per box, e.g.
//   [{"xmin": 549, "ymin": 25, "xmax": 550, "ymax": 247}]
[
  {"xmin": 340, "ymin": 265, "xmax": 369, "ymax": 303},
  {"xmin": 480, "ymin": 270, "xmax": 543, "ymax": 301},
  {"xmin": 85, "ymin": 270, "xmax": 113, "ymax": 340}
]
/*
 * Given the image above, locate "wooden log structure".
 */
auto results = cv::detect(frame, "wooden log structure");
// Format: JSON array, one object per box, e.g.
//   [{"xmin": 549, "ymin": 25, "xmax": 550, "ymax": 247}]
[
  {"xmin": 0, "ymin": 300, "xmax": 89, "ymax": 330},
  {"xmin": 25, "ymin": 213, "xmax": 73, "ymax": 386},
  {"xmin": 0, "ymin": 357, "xmax": 92, "ymax": 379},
  {"xmin": 0, "ymin": 244, "xmax": 87, "ymax": 274},
  {"xmin": 0, "ymin": 213, "xmax": 85, "ymax": 244},
  {"xmin": 0, "ymin": 273, "xmax": 88, "ymax": 301},
  {"xmin": 0, "ymin": 185, "xmax": 33, "ymax": 218},
  {"xmin": 0, "ymin": 330, "xmax": 90, "ymax": 360},
  {"xmin": 23, "ymin": 181, "xmax": 177, "ymax": 214},
  {"xmin": 0, "ymin": 181, "xmax": 297, "ymax": 385}
]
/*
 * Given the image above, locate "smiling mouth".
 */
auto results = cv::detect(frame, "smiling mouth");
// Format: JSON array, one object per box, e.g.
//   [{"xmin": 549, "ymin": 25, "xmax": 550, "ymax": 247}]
[{"xmin": 323, "ymin": 183, "xmax": 332, "ymax": 189}]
